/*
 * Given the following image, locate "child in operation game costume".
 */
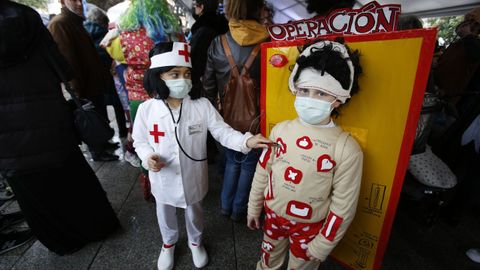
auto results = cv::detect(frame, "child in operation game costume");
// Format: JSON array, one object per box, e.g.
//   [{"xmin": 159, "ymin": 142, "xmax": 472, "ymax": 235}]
[{"xmin": 247, "ymin": 40, "xmax": 364, "ymax": 270}]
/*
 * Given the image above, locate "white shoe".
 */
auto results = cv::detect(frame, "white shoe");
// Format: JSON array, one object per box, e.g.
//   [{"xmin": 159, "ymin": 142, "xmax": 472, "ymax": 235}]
[
  {"xmin": 124, "ymin": 151, "xmax": 141, "ymax": 168},
  {"xmin": 189, "ymin": 242, "xmax": 208, "ymax": 268},
  {"xmin": 157, "ymin": 245, "xmax": 175, "ymax": 270},
  {"xmin": 466, "ymin": 248, "xmax": 480, "ymax": 263}
]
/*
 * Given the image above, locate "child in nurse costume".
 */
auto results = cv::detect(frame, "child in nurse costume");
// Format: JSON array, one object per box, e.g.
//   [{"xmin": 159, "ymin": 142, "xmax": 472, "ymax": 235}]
[
  {"xmin": 132, "ymin": 42, "xmax": 271, "ymax": 270},
  {"xmin": 247, "ymin": 40, "xmax": 364, "ymax": 270}
]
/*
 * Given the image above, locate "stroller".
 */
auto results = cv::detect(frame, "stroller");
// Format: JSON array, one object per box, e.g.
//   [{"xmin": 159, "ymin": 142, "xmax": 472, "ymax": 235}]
[{"xmin": 401, "ymin": 92, "xmax": 458, "ymax": 226}]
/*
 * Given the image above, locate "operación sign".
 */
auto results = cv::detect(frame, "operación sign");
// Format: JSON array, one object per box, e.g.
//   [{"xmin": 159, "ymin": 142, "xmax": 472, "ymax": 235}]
[{"xmin": 267, "ymin": 1, "xmax": 401, "ymax": 41}]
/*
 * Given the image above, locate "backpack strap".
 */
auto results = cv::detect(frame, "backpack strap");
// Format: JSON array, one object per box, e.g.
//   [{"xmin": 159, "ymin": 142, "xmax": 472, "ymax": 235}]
[
  {"xmin": 334, "ymin": 131, "xmax": 350, "ymax": 173},
  {"xmin": 241, "ymin": 44, "xmax": 261, "ymax": 75},
  {"xmin": 221, "ymin": 35, "xmax": 240, "ymax": 77}
]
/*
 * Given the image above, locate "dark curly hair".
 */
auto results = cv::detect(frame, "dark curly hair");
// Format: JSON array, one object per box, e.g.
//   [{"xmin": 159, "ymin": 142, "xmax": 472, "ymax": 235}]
[
  {"xmin": 195, "ymin": 0, "xmax": 219, "ymax": 15},
  {"xmin": 143, "ymin": 42, "xmax": 201, "ymax": 100},
  {"xmin": 293, "ymin": 38, "xmax": 362, "ymax": 97},
  {"xmin": 305, "ymin": 0, "xmax": 355, "ymax": 16}
]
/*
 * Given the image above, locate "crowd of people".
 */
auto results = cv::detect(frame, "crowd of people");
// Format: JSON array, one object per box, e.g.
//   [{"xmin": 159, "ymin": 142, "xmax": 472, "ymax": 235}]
[{"xmin": 0, "ymin": 0, "xmax": 479, "ymax": 268}]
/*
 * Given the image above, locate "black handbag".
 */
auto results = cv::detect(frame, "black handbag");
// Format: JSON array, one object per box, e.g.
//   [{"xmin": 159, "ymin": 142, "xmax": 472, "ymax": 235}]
[{"xmin": 64, "ymin": 83, "xmax": 114, "ymax": 147}]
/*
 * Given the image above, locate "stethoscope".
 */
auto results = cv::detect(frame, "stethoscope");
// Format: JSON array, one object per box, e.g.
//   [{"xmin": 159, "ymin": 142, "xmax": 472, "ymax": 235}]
[{"xmin": 164, "ymin": 100, "xmax": 207, "ymax": 162}]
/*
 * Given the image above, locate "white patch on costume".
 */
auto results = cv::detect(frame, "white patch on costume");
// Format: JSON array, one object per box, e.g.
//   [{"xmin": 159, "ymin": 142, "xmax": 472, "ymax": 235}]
[
  {"xmin": 262, "ymin": 240, "xmax": 275, "ymax": 252},
  {"xmin": 286, "ymin": 201, "xmax": 313, "ymax": 219},
  {"xmin": 296, "ymin": 136, "xmax": 313, "ymax": 149},
  {"xmin": 266, "ymin": 230, "xmax": 273, "ymax": 236},
  {"xmin": 325, "ymin": 216, "xmax": 337, "ymax": 237}
]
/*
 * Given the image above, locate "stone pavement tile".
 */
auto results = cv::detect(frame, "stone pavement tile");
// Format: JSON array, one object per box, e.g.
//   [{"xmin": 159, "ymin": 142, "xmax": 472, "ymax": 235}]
[
  {"xmin": 89, "ymin": 183, "xmax": 161, "ymax": 270},
  {"xmin": 233, "ymin": 222, "xmax": 262, "ymax": 269},
  {"xmin": 95, "ymin": 160, "xmax": 140, "ymax": 182},
  {"xmin": 87, "ymin": 160, "xmax": 103, "ymax": 173},
  {"xmin": 0, "ymin": 239, "xmax": 35, "ymax": 270},
  {"xmin": 11, "ymin": 240, "xmax": 101, "ymax": 270},
  {"xmin": 98, "ymin": 174, "xmax": 139, "ymax": 213},
  {"xmin": 198, "ymin": 196, "xmax": 236, "ymax": 269}
]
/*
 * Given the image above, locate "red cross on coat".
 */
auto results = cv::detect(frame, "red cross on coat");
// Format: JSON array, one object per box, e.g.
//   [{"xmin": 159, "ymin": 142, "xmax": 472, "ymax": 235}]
[
  {"xmin": 149, "ymin": 124, "xmax": 165, "ymax": 143},
  {"xmin": 178, "ymin": 43, "xmax": 190, "ymax": 62}
]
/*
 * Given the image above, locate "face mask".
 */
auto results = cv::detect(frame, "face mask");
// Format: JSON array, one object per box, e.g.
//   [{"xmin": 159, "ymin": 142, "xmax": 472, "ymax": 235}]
[
  {"xmin": 164, "ymin": 79, "xmax": 192, "ymax": 99},
  {"xmin": 294, "ymin": 96, "xmax": 334, "ymax": 125}
]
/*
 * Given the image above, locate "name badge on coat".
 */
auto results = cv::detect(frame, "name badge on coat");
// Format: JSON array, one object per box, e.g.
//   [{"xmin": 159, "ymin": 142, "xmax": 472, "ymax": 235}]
[{"xmin": 188, "ymin": 123, "xmax": 203, "ymax": 135}]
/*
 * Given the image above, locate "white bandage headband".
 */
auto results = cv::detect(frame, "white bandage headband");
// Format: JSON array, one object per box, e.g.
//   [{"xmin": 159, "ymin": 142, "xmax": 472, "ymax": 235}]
[
  {"xmin": 288, "ymin": 41, "xmax": 354, "ymax": 103},
  {"xmin": 149, "ymin": 42, "xmax": 192, "ymax": 69}
]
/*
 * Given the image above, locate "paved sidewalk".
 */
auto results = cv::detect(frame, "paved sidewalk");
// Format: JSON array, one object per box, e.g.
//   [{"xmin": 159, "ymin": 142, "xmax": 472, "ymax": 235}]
[{"xmin": 1, "ymin": 154, "xmax": 479, "ymax": 269}]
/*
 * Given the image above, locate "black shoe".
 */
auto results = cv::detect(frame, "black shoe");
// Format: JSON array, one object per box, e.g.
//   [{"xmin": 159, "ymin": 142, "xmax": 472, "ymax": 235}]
[
  {"xmin": 230, "ymin": 212, "xmax": 246, "ymax": 223},
  {"xmin": 0, "ymin": 229, "xmax": 34, "ymax": 255},
  {"xmin": 220, "ymin": 209, "xmax": 231, "ymax": 217},
  {"xmin": 104, "ymin": 142, "xmax": 120, "ymax": 150},
  {"xmin": 91, "ymin": 152, "xmax": 119, "ymax": 162},
  {"xmin": 0, "ymin": 211, "xmax": 25, "ymax": 231}
]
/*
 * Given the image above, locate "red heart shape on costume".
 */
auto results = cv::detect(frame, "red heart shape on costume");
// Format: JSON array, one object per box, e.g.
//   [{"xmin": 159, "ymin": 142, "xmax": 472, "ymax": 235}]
[
  {"xmin": 284, "ymin": 166, "xmax": 303, "ymax": 184},
  {"xmin": 317, "ymin": 154, "xmax": 336, "ymax": 172},
  {"xmin": 296, "ymin": 136, "xmax": 313, "ymax": 149}
]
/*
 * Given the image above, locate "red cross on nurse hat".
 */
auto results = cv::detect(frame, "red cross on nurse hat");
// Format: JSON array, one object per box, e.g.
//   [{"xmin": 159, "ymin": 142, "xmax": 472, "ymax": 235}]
[{"xmin": 149, "ymin": 42, "xmax": 192, "ymax": 69}]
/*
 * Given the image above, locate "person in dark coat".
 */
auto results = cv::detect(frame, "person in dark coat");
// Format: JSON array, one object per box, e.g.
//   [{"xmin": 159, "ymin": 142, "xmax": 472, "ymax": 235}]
[
  {"xmin": 189, "ymin": 0, "xmax": 228, "ymax": 84},
  {"xmin": 189, "ymin": 0, "xmax": 228, "ymax": 165},
  {"xmin": 48, "ymin": 0, "xmax": 118, "ymax": 161},
  {"xmin": 84, "ymin": 5, "xmax": 128, "ymax": 138},
  {"xmin": 0, "ymin": 0, "xmax": 120, "ymax": 255}
]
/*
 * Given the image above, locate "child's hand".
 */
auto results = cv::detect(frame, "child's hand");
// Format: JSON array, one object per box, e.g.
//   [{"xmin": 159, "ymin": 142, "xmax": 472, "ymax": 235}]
[
  {"xmin": 306, "ymin": 249, "xmax": 322, "ymax": 263},
  {"xmin": 247, "ymin": 215, "xmax": 260, "ymax": 230},
  {"xmin": 246, "ymin": 134, "xmax": 273, "ymax": 149},
  {"xmin": 148, "ymin": 154, "xmax": 166, "ymax": 172}
]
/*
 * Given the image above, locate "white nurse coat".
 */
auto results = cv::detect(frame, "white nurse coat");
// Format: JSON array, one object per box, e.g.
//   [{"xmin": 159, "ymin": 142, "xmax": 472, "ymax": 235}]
[{"xmin": 132, "ymin": 96, "xmax": 251, "ymax": 208}]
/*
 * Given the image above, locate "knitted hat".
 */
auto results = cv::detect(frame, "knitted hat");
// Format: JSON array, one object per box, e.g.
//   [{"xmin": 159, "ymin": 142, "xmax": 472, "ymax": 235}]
[
  {"xmin": 149, "ymin": 42, "xmax": 192, "ymax": 69},
  {"xmin": 288, "ymin": 40, "xmax": 354, "ymax": 103}
]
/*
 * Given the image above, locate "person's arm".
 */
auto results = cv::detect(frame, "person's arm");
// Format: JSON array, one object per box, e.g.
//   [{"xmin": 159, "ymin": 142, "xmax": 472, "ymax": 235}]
[
  {"xmin": 203, "ymin": 99, "xmax": 269, "ymax": 153},
  {"xmin": 247, "ymin": 129, "xmax": 276, "ymax": 229},
  {"xmin": 48, "ymin": 21, "xmax": 84, "ymax": 96},
  {"xmin": 307, "ymin": 140, "xmax": 363, "ymax": 262},
  {"xmin": 132, "ymin": 104, "xmax": 157, "ymax": 169}
]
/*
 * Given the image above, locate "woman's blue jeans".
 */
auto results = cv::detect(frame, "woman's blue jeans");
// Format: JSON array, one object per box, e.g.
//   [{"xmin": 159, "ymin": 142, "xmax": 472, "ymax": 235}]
[{"xmin": 221, "ymin": 147, "xmax": 261, "ymax": 216}]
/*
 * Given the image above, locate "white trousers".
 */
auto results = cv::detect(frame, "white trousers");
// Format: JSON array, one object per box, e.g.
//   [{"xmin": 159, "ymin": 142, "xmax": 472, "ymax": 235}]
[{"xmin": 155, "ymin": 201, "xmax": 204, "ymax": 245}]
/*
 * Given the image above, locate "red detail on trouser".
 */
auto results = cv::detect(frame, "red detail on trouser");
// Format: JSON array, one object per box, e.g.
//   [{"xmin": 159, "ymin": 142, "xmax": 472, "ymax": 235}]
[
  {"xmin": 262, "ymin": 205, "xmax": 324, "ymax": 260},
  {"xmin": 320, "ymin": 211, "xmax": 343, "ymax": 242},
  {"xmin": 262, "ymin": 250, "xmax": 270, "ymax": 266}
]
